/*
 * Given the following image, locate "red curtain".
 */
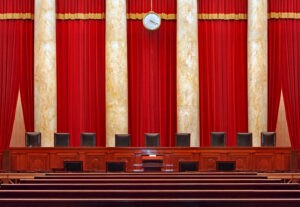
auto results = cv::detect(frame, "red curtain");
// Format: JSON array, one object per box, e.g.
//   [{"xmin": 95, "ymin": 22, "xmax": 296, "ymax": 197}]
[
  {"xmin": 20, "ymin": 16, "xmax": 34, "ymax": 133},
  {"xmin": 0, "ymin": 0, "xmax": 34, "ymax": 155},
  {"xmin": 127, "ymin": 0, "xmax": 177, "ymax": 147},
  {"xmin": 56, "ymin": 0, "xmax": 106, "ymax": 146},
  {"xmin": 198, "ymin": 0, "xmax": 248, "ymax": 146},
  {"xmin": 268, "ymin": 0, "xmax": 300, "ymax": 150}
]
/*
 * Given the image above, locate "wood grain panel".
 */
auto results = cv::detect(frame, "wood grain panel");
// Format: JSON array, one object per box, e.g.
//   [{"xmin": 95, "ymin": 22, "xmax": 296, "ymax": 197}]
[{"xmin": 2, "ymin": 147, "xmax": 294, "ymax": 172}]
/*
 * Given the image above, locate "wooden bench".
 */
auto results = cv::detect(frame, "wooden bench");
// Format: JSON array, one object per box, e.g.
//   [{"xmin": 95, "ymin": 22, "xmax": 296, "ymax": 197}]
[
  {"xmin": 1, "ymin": 183, "xmax": 299, "ymax": 190},
  {"xmin": 44, "ymin": 172, "xmax": 260, "ymax": 176},
  {"xmin": 1, "ymin": 189, "xmax": 300, "ymax": 198},
  {"xmin": 19, "ymin": 178, "xmax": 283, "ymax": 184},
  {"xmin": 34, "ymin": 174, "xmax": 269, "ymax": 179},
  {"xmin": 0, "ymin": 198, "xmax": 300, "ymax": 207}
]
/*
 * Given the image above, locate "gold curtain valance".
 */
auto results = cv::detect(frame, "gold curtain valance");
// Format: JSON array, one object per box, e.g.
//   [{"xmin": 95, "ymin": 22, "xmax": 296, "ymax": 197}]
[
  {"xmin": 2, "ymin": 12, "xmax": 300, "ymax": 21},
  {"xmin": 0, "ymin": 13, "xmax": 33, "ymax": 20},
  {"xmin": 198, "ymin": 13, "xmax": 247, "ymax": 20},
  {"xmin": 56, "ymin": 13, "xmax": 105, "ymax": 20},
  {"xmin": 269, "ymin": 12, "xmax": 300, "ymax": 19}
]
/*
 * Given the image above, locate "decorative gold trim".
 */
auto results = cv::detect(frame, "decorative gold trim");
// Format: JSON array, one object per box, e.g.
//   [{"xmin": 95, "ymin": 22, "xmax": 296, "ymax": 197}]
[
  {"xmin": 127, "ymin": 13, "xmax": 176, "ymax": 20},
  {"xmin": 198, "ymin": 13, "xmax": 247, "ymax": 20},
  {"xmin": 56, "ymin": 13, "xmax": 105, "ymax": 20},
  {"xmin": 0, "ymin": 13, "xmax": 33, "ymax": 20},
  {"xmin": 2, "ymin": 12, "xmax": 300, "ymax": 21},
  {"xmin": 269, "ymin": 12, "xmax": 300, "ymax": 19}
]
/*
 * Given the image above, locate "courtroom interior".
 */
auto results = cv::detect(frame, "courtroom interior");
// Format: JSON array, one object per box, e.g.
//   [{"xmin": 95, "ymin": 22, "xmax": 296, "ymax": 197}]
[{"xmin": 1, "ymin": 0, "xmax": 300, "ymax": 206}]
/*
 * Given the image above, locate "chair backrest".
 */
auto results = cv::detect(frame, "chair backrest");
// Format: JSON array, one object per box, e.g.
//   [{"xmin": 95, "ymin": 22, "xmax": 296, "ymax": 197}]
[
  {"xmin": 25, "ymin": 132, "xmax": 41, "ymax": 147},
  {"xmin": 175, "ymin": 133, "xmax": 190, "ymax": 147},
  {"xmin": 211, "ymin": 132, "xmax": 226, "ymax": 147},
  {"xmin": 261, "ymin": 132, "xmax": 276, "ymax": 147},
  {"xmin": 145, "ymin": 133, "xmax": 160, "ymax": 147},
  {"xmin": 54, "ymin": 133, "xmax": 70, "ymax": 147},
  {"xmin": 237, "ymin": 132, "xmax": 252, "ymax": 147},
  {"xmin": 115, "ymin": 134, "xmax": 131, "ymax": 147},
  {"xmin": 81, "ymin": 132, "xmax": 96, "ymax": 146}
]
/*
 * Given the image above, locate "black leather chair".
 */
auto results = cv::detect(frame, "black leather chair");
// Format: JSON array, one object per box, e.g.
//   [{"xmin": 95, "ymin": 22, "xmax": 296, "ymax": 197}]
[
  {"xmin": 145, "ymin": 133, "xmax": 160, "ymax": 147},
  {"xmin": 54, "ymin": 132, "xmax": 70, "ymax": 147},
  {"xmin": 175, "ymin": 133, "xmax": 190, "ymax": 147},
  {"xmin": 81, "ymin": 132, "xmax": 96, "ymax": 146},
  {"xmin": 25, "ymin": 132, "xmax": 41, "ymax": 147},
  {"xmin": 261, "ymin": 132, "xmax": 276, "ymax": 147},
  {"xmin": 115, "ymin": 134, "xmax": 131, "ymax": 147},
  {"xmin": 211, "ymin": 132, "xmax": 226, "ymax": 147},
  {"xmin": 237, "ymin": 132, "xmax": 252, "ymax": 147}
]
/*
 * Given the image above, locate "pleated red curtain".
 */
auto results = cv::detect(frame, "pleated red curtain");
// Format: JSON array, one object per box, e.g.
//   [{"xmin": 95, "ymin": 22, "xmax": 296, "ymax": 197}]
[
  {"xmin": 56, "ymin": 0, "xmax": 106, "ymax": 146},
  {"xmin": 0, "ymin": 0, "xmax": 34, "ymax": 156},
  {"xmin": 268, "ymin": 0, "xmax": 300, "ymax": 150},
  {"xmin": 127, "ymin": 0, "xmax": 177, "ymax": 147},
  {"xmin": 198, "ymin": 0, "xmax": 248, "ymax": 146}
]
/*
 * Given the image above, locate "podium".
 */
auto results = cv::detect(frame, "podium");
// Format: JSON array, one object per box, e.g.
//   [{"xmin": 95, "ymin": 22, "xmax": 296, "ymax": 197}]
[{"xmin": 142, "ymin": 155, "xmax": 163, "ymax": 172}]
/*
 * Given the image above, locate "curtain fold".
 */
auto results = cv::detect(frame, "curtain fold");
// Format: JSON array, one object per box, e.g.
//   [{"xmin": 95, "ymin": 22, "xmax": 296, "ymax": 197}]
[
  {"xmin": 0, "ymin": 0, "xmax": 34, "ymax": 155},
  {"xmin": 56, "ymin": 0, "xmax": 106, "ymax": 146},
  {"xmin": 198, "ymin": 0, "xmax": 248, "ymax": 146},
  {"xmin": 20, "ymin": 19, "xmax": 34, "ymax": 132},
  {"xmin": 127, "ymin": 0, "xmax": 177, "ymax": 147},
  {"xmin": 268, "ymin": 0, "xmax": 300, "ymax": 150}
]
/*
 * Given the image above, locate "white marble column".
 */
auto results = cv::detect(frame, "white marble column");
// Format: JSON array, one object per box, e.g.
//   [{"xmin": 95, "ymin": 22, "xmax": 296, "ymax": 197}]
[
  {"xmin": 105, "ymin": 0, "xmax": 128, "ymax": 147},
  {"xmin": 177, "ymin": 0, "xmax": 200, "ymax": 147},
  {"xmin": 34, "ymin": 0, "xmax": 57, "ymax": 147},
  {"xmin": 247, "ymin": 0, "xmax": 268, "ymax": 146}
]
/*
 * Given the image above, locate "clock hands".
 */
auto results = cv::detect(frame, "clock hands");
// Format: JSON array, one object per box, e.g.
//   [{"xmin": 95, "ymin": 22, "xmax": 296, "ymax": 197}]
[{"xmin": 149, "ymin": 19, "xmax": 158, "ymax": 25}]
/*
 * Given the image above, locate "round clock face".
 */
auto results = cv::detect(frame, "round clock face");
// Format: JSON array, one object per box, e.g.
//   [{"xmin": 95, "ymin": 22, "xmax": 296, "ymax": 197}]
[{"xmin": 143, "ymin": 12, "xmax": 161, "ymax": 30}]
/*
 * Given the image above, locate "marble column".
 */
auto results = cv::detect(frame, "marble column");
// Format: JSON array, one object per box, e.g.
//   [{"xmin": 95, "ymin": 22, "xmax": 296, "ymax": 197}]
[
  {"xmin": 105, "ymin": 0, "xmax": 128, "ymax": 147},
  {"xmin": 34, "ymin": 0, "xmax": 57, "ymax": 146},
  {"xmin": 247, "ymin": 0, "xmax": 268, "ymax": 146},
  {"xmin": 177, "ymin": 0, "xmax": 200, "ymax": 147}
]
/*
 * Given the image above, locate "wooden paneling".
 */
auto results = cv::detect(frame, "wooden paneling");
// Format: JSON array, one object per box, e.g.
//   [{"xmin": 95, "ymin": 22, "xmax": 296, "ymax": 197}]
[{"xmin": 2, "ymin": 147, "xmax": 293, "ymax": 172}]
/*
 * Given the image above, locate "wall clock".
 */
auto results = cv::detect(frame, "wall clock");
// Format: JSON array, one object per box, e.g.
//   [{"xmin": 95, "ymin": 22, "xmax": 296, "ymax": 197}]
[{"xmin": 143, "ymin": 12, "xmax": 161, "ymax": 31}]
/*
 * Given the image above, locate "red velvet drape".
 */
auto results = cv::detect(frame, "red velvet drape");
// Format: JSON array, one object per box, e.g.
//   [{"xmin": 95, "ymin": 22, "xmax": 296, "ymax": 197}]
[
  {"xmin": 56, "ymin": 0, "xmax": 106, "ymax": 146},
  {"xmin": 20, "ymin": 15, "xmax": 34, "ymax": 133},
  {"xmin": 127, "ymin": 0, "xmax": 177, "ymax": 147},
  {"xmin": 268, "ymin": 0, "xmax": 300, "ymax": 150},
  {"xmin": 198, "ymin": 0, "xmax": 248, "ymax": 146},
  {"xmin": 0, "ymin": 0, "xmax": 34, "ymax": 155}
]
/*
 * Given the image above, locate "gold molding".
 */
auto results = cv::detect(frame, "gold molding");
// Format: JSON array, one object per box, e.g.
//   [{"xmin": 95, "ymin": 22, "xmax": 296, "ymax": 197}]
[
  {"xmin": 56, "ymin": 13, "xmax": 105, "ymax": 20},
  {"xmin": 2, "ymin": 12, "xmax": 300, "ymax": 21},
  {"xmin": 269, "ymin": 12, "xmax": 300, "ymax": 19},
  {"xmin": 0, "ymin": 13, "xmax": 33, "ymax": 20},
  {"xmin": 127, "ymin": 13, "xmax": 176, "ymax": 20},
  {"xmin": 198, "ymin": 13, "xmax": 247, "ymax": 20}
]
